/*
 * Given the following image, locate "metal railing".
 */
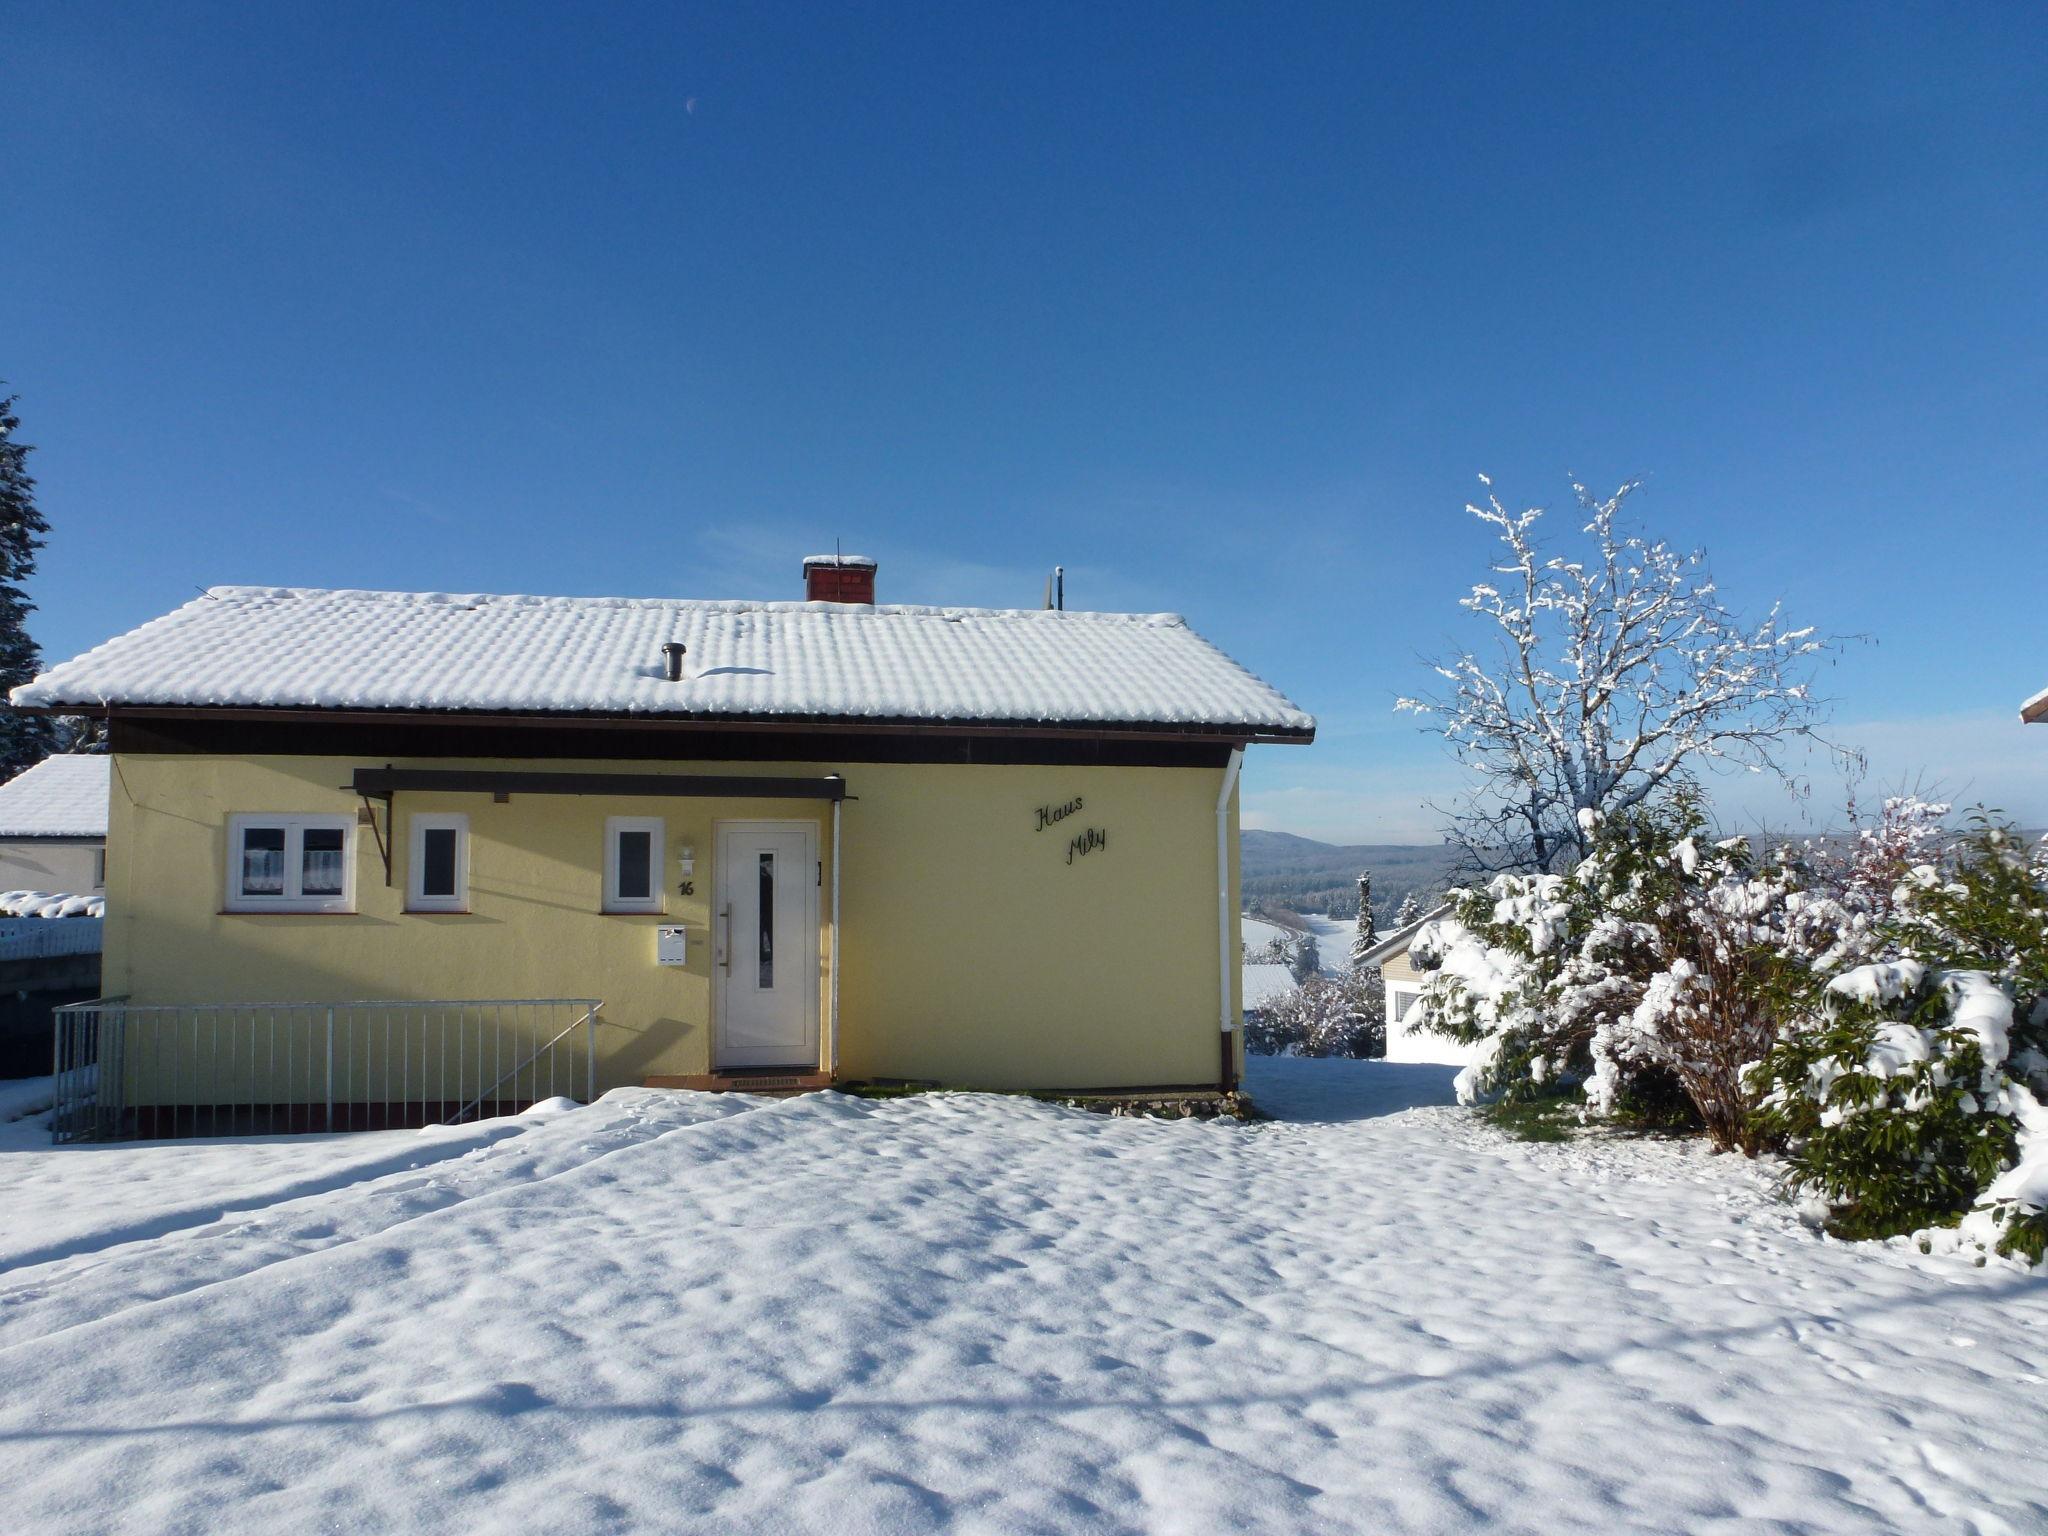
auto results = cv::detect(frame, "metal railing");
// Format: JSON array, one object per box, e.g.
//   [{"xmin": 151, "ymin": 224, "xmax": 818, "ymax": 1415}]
[
  {"xmin": 0, "ymin": 916, "xmax": 104, "ymax": 961},
  {"xmin": 50, "ymin": 997, "xmax": 602, "ymax": 1143}
]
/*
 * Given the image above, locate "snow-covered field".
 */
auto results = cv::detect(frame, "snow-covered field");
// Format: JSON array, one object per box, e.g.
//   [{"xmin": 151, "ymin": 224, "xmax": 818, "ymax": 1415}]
[
  {"xmin": 1243, "ymin": 912, "xmax": 1361, "ymax": 974},
  {"xmin": 1, "ymin": 1062, "xmax": 2043, "ymax": 1534}
]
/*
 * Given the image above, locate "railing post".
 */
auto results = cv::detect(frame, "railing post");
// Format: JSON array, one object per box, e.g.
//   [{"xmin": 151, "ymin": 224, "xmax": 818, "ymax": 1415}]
[
  {"xmin": 586, "ymin": 1005, "xmax": 597, "ymax": 1105},
  {"xmin": 325, "ymin": 1006, "xmax": 335, "ymax": 1132},
  {"xmin": 51, "ymin": 1006, "xmax": 63, "ymax": 1143}
]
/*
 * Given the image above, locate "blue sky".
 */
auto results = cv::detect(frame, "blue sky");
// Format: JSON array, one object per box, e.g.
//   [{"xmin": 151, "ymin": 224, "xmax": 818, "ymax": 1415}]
[{"xmin": 6, "ymin": 3, "xmax": 2043, "ymax": 842}]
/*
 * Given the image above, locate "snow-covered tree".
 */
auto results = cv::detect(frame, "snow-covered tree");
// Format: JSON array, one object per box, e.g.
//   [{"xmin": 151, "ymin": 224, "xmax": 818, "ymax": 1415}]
[
  {"xmin": 1248, "ymin": 932, "xmax": 1292, "ymax": 965},
  {"xmin": 1398, "ymin": 476, "xmax": 1834, "ymax": 874},
  {"xmin": 51, "ymin": 715, "xmax": 107, "ymax": 754},
  {"xmin": 1393, "ymin": 894, "xmax": 1423, "ymax": 930},
  {"xmin": 0, "ymin": 391, "xmax": 52, "ymax": 776},
  {"xmin": 1289, "ymin": 934, "xmax": 1322, "ymax": 985},
  {"xmin": 1350, "ymin": 873, "xmax": 1375, "ymax": 967}
]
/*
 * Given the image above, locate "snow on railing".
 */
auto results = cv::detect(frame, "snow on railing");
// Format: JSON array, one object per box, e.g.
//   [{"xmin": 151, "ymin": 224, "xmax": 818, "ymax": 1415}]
[
  {"xmin": 49, "ymin": 997, "xmax": 603, "ymax": 1144},
  {"xmin": 0, "ymin": 890, "xmax": 105, "ymax": 919},
  {"xmin": 0, "ymin": 915, "xmax": 103, "ymax": 962}
]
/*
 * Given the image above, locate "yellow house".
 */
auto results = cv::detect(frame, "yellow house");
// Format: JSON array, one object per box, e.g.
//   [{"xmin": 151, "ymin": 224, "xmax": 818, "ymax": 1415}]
[{"xmin": 16, "ymin": 557, "xmax": 1313, "ymax": 1127}]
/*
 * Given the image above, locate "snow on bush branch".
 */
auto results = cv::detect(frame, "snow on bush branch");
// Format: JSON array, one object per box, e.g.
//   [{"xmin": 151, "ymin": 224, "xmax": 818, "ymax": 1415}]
[
  {"xmin": 1411, "ymin": 788, "xmax": 1860, "ymax": 1150},
  {"xmin": 1412, "ymin": 794, "xmax": 2048, "ymax": 1263},
  {"xmin": 1398, "ymin": 477, "xmax": 1838, "ymax": 874},
  {"xmin": 1750, "ymin": 818, "xmax": 2048, "ymax": 1263},
  {"xmin": 1245, "ymin": 967, "xmax": 1384, "ymax": 1059}
]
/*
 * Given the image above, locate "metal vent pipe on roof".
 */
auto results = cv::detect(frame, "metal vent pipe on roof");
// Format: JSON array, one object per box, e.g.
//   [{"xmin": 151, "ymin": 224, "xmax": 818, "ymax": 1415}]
[{"xmin": 662, "ymin": 642, "xmax": 687, "ymax": 682}]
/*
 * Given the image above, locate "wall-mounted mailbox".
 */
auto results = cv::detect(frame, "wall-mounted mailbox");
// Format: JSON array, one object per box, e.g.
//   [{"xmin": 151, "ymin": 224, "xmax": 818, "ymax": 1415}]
[{"xmin": 656, "ymin": 926, "xmax": 689, "ymax": 966}]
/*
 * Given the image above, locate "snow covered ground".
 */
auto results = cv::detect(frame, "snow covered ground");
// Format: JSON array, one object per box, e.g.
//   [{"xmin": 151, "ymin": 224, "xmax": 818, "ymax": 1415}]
[
  {"xmin": 0, "ymin": 1063, "xmax": 2043, "ymax": 1534},
  {"xmin": 1243, "ymin": 912, "xmax": 1361, "ymax": 974}
]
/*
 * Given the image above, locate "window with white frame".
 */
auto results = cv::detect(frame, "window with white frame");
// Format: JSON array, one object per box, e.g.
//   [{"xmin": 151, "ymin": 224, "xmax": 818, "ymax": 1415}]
[
  {"xmin": 226, "ymin": 814, "xmax": 356, "ymax": 913},
  {"xmin": 92, "ymin": 846, "xmax": 107, "ymax": 890},
  {"xmin": 407, "ymin": 813, "xmax": 470, "ymax": 913},
  {"xmin": 1389, "ymin": 985, "xmax": 1423, "ymax": 1024},
  {"xmin": 604, "ymin": 816, "xmax": 665, "ymax": 913}
]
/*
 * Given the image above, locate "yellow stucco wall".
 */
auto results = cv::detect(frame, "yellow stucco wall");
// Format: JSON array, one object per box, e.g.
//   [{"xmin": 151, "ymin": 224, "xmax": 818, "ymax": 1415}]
[
  {"xmin": 104, "ymin": 752, "xmax": 1244, "ymax": 1098},
  {"xmin": 1379, "ymin": 947, "xmax": 1423, "ymax": 983}
]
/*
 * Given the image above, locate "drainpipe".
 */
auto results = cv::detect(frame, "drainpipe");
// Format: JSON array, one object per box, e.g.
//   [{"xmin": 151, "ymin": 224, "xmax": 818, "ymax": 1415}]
[
  {"xmin": 828, "ymin": 782, "xmax": 843, "ymax": 1079},
  {"xmin": 1216, "ymin": 747, "xmax": 1244, "ymax": 1091}
]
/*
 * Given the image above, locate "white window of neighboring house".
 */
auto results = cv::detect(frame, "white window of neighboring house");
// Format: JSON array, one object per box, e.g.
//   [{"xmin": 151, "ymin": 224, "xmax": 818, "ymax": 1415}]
[
  {"xmin": 407, "ymin": 813, "xmax": 470, "ymax": 913},
  {"xmin": 226, "ymin": 814, "xmax": 356, "ymax": 913},
  {"xmin": 92, "ymin": 846, "xmax": 106, "ymax": 890},
  {"xmin": 1390, "ymin": 986, "xmax": 1423, "ymax": 1023},
  {"xmin": 604, "ymin": 816, "xmax": 665, "ymax": 913}
]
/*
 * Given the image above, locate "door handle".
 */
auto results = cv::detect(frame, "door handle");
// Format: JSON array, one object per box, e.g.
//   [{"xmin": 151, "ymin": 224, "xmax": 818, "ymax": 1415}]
[{"xmin": 719, "ymin": 904, "xmax": 732, "ymax": 975}]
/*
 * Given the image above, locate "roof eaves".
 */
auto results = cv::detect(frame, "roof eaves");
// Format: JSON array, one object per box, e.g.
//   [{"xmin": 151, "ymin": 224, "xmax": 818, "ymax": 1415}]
[
  {"xmin": 81, "ymin": 700, "xmax": 1315, "ymax": 743},
  {"xmin": 1355, "ymin": 904, "xmax": 1454, "ymax": 966}
]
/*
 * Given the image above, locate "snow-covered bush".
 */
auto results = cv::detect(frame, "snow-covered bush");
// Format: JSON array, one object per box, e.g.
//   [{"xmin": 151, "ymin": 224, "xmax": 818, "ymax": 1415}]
[
  {"xmin": 1750, "ymin": 962, "xmax": 2037, "ymax": 1240},
  {"xmin": 1749, "ymin": 817, "xmax": 2048, "ymax": 1257},
  {"xmin": 1409, "ymin": 878, "xmax": 1562, "ymax": 1105},
  {"xmin": 1245, "ymin": 971, "xmax": 1384, "ymax": 1059},
  {"xmin": 1567, "ymin": 802, "xmax": 1860, "ymax": 1153},
  {"xmin": 1414, "ymin": 790, "xmax": 1877, "ymax": 1151}
]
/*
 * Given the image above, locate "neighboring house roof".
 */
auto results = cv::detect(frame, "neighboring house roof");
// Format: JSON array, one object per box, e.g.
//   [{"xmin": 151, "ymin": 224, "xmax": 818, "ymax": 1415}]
[
  {"xmin": 1241, "ymin": 963, "xmax": 1298, "ymax": 1011},
  {"xmin": 12, "ymin": 586, "xmax": 1316, "ymax": 740},
  {"xmin": 0, "ymin": 754, "xmax": 110, "ymax": 838},
  {"xmin": 2024, "ymin": 685, "xmax": 2048, "ymax": 725},
  {"xmin": 1353, "ymin": 905, "xmax": 1453, "ymax": 968}
]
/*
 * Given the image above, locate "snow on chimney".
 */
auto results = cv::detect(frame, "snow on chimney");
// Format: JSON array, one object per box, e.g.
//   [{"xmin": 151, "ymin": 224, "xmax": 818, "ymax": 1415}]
[{"xmin": 803, "ymin": 554, "xmax": 877, "ymax": 604}]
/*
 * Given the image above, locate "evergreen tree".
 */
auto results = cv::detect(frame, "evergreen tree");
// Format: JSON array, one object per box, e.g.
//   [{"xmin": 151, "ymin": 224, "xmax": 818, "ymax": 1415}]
[
  {"xmin": 1350, "ymin": 872, "xmax": 1375, "ymax": 967},
  {"xmin": 51, "ymin": 714, "xmax": 107, "ymax": 754},
  {"xmin": 0, "ymin": 391, "xmax": 52, "ymax": 775},
  {"xmin": 1290, "ymin": 934, "xmax": 1322, "ymax": 984},
  {"xmin": 1394, "ymin": 894, "xmax": 1424, "ymax": 930}
]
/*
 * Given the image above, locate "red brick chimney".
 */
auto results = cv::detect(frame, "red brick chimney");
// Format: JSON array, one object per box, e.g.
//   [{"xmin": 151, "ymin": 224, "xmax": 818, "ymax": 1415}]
[{"xmin": 802, "ymin": 554, "xmax": 877, "ymax": 604}]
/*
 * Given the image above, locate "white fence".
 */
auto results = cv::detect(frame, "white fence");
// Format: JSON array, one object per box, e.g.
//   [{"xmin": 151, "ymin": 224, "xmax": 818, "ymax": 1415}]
[
  {"xmin": 0, "ymin": 916, "xmax": 102, "ymax": 962},
  {"xmin": 51, "ymin": 997, "xmax": 603, "ymax": 1143}
]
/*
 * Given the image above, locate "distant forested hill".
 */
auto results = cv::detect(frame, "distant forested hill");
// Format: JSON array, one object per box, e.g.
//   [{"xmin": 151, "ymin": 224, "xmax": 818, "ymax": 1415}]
[{"xmin": 1240, "ymin": 830, "xmax": 1459, "ymax": 924}]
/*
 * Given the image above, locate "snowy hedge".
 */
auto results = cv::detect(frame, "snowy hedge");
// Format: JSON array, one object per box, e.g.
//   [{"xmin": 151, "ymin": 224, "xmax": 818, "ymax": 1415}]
[
  {"xmin": 1411, "ymin": 790, "xmax": 1850, "ymax": 1151},
  {"xmin": 1411, "ymin": 800, "xmax": 2048, "ymax": 1261},
  {"xmin": 1245, "ymin": 969, "xmax": 1384, "ymax": 1059},
  {"xmin": 1750, "ymin": 821, "xmax": 2048, "ymax": 1262}
]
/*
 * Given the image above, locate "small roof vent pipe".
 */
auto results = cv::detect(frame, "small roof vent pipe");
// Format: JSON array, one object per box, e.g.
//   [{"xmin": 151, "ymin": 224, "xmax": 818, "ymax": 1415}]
[{"xmin": 662, "ymin": 642, "xmax": 687, "ymax": 682}]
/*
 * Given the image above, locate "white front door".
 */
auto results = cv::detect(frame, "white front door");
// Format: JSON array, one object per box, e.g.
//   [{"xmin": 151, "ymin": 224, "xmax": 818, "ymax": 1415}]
[{"xmin": 714, "ymin": 820, "xmax": 820, "ymax": 1069}]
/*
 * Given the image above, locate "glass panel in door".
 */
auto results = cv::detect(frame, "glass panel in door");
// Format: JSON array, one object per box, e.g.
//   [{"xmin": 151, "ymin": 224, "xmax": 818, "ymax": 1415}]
[{"xmin": 757, "ymin": 852, "xmax": 775, "ymax": 987}]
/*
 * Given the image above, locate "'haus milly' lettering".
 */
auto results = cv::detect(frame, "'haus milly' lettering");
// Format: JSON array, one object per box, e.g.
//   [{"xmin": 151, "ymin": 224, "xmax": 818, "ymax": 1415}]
[{"xmin": 1034, "ymin": 797, "xmax": 1083, "ymax": 832}]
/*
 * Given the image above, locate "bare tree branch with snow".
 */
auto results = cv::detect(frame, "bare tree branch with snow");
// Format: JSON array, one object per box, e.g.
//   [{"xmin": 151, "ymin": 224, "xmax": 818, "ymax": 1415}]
[{"xmin": 1399, "ymin": 476, "xmax": 1838, "ymax": 874}]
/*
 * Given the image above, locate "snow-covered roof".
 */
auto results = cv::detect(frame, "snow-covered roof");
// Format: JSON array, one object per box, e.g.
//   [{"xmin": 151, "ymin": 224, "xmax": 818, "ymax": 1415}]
[
  {"xmin": 1241, "ymin": 963, "xmax": 1298, "ymax": 1011},
  {"xmin": 13, "ymin": 587, "xmax": 1316, "ymax": 738},
  {"xmin": 1353, "ymin": 905, "xmax": 1453, "ymax": 968},
  {"xmin": 2023, "ymin": 685, "xmax": 2048, "ymax": 725},
  {"xmin": 0, "ymin": 755, "xmax": 109, "ymax": 838}
]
